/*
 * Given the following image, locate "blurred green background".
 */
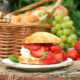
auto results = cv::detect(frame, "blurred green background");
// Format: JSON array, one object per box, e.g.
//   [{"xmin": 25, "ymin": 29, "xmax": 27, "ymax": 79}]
[{"xmin": 2, "ymin": 0, "xmax": 80, "ymax": 39}]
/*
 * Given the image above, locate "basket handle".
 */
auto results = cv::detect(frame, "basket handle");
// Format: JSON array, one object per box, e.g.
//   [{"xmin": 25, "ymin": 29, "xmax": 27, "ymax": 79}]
[
  {"xmin": 11, "ymin": 0, "xmax": 54, "ymax": 15},
  {"xmin": 11, "ymin": 0, "xmax": 61, "ymax": 15}
]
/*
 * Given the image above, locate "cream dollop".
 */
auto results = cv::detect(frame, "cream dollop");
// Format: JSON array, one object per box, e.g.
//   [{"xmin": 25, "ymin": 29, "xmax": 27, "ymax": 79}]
[{"xmin": 20, "ymin": 46, "xmax": 39, "ymax": 60}]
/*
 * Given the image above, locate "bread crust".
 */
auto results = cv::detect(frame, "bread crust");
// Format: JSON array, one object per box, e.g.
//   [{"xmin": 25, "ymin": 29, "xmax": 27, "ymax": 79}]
[
  {"xmin": 23, "ymin": 32, "xmax": 62, "ymax": 44},
  {"xmin": 11, "ymin": 15, "xmax": 21, "ymax": 23},
  {"xmin": 20, "ymin": 14, "xmax": 39, "ymax": 23}
]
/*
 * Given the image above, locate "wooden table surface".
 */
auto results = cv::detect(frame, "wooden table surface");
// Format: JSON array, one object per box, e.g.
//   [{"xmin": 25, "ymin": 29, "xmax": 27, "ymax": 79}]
[{"xmin": 0, "ymin": 59, "xmax": 80, "ymax": 80}]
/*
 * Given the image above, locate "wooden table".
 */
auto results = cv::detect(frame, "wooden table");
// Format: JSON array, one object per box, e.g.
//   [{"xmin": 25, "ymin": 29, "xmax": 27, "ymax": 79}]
[{"xmin": 0, "ymin": 59, "xmax": 80, "ymax": 80}]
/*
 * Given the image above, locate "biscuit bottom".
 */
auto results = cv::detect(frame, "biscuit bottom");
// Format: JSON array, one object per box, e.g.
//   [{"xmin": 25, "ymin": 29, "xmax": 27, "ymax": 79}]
[{"xmin": 19, "ymin": 56, "xmax": 43, "ymax": 65}]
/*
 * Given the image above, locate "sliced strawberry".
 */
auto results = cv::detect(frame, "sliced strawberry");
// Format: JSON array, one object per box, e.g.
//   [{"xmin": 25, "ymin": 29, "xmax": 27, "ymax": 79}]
[
  {"xmin": 54, "ymin": 53, "xmax": 63, "ymax": 63},
  {"xmin": 30, "ymin": 47, "xmax": 45, "ymax": 58},
  {"xmin": 44, "ymin": 46, "xmax": 50, "ymax": 51},
  {"xmin": 43, "ymin": 43, "xmax": 53, "ymax": 47},
  {"xmin": 42, "ymin": 51, "xmax": 57, "ymax": 65},
  {"xmin": 14, "ymin": 54, "xmax": 21, "ymax": 57},
  {"xmin": 50, "ymin": 45, "xmax": 61, "ymax": 53},
  {"xmin": 23, "ymin": 43, "xmax": 41, "ymax": 51},
  {"xmin": 63, "ymin": 54, "xmax": 68, "ymax": 61}
]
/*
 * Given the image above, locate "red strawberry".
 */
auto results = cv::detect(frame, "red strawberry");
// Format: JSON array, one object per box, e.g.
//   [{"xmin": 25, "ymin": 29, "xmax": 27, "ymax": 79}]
[
  {"xmin": 44, "ymin": 43, "xmax": 53, "ymax": 47},
  {"xmin": 30, "ymin": 47, "xmax": 45, "ymax": 58},
  {"xmin": 76, "ymin": 57, "xmax": 80, "ymax": 60},
  {"xmin": 67, "ymin": 49, "xmax": 79, "ymax": 59},
  {"xmin": 42, "ymin": 51, "xmax": 57, "ymax": 65},
  {"xmin": 61, "ymin": 50, "xmax": 68, "ymax": 61},
  {"xmin": 63, "ymin": 54, "xmax": 68, "ymax": 61},
  {"xmin": 14, "ymin": 54, "xmax": 21, "ymax": 57},
  {"xmin": 23, "ymin": 43, "xmax": 41, "ymax": 51},
  {"xmin": 54, "ymin": 53, "xmax": 63, "ymax": 62},
  {"xmin": 74, "ymin": 40, "xmax": 80, "ymax": 53},
  {"xmin": 44, "ymin": 46, "xmax": 50, "ymax": 51},
  {"xmin": 61, "ymin": 50, "xmax": 65, "ymax": 54},
  {"xmin": 50, "ymin": 45, "xmax": 61, "ymax": 53}
]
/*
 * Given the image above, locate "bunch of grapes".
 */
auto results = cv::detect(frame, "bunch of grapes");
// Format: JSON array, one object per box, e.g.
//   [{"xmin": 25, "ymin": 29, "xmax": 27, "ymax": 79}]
[
  {"xmin": 39, "ymin": 10, "xmax": 77, "ymax": 50},
  {"xmin": 50, "ymin": 14, "xmax": 77, "ymax": 50}
]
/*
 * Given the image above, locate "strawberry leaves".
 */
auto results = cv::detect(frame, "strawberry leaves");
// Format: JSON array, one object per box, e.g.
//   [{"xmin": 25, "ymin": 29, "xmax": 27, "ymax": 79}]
[{"xmin": 41, "ymin": 52, "xmax": 48, "ymax": 59}]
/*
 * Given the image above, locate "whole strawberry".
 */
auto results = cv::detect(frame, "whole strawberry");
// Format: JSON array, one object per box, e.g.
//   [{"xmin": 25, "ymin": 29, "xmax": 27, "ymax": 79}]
[
  {"xmin": 76, "ymin": 57, "xmax": 80, "ymax": 60},
  {"xmin": 67, "ymin": 49, "xmax": 79, "ymax": 60},
  {"xmin": 74, "ymin": 40, "xmax": 80, "ymax": 54},
  {"xmin": 42, "ymin": 51, "xmax": 57, "ymax": 65}
]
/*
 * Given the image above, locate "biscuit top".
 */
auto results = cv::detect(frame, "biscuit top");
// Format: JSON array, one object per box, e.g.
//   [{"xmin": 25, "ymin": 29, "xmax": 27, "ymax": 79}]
[{"xmin": 23, "ymin": 32, "xmax": 62, "ymax": 44}]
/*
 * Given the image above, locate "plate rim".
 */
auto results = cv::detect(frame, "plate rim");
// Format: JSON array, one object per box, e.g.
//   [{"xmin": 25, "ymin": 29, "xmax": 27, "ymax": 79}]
[{"xmin": 2, "ymin": 58, "xmax": 73, "ymax": 69}]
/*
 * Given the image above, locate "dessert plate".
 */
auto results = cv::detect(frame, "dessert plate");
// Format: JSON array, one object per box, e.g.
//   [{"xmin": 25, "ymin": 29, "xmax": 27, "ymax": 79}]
[{"xmin": 2, "ymin": 58, "xmax": 73, "ymax": 71}]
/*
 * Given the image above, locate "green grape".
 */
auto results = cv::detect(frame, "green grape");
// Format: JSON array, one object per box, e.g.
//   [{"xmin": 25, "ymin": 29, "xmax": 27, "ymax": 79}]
[
  {"xmin": 70, "ymin": 34, "xmax": 77, "ymax": 40},
  {"xmin": 51, "ymin": 27, "xmax": 56, "ymax": 34},
  {"xmin": 65, "ymin": 43, "xmax": 70, "ymax": 49},
  {"xmin": 54, "ymin": 14, "xmax": 62, "ymax": 22},
  {"xmin": 71, "ymin": 26, "xmax": 75, "ymax": 32},
  {"xmin": 63, "ymin": 29, "xmax": 72, "ymax": 36},
  {"xmin": 38, "ymin": 9, "xmax": 48, "ymax": 17},
  {"xmin": 67, "ymin": 36, "xmax": 73, "ymax": 43},
  {"xmin": 69, "ymin": 29, "xmax": 73, "ymax": 34},
  {"xmin": 61, "ymin": 23, "xmax": 67, "ymax": 29},
  {"xmin": 56, "ymin": 14, "xmax": 61, "ymax": 16},
  {"xmin": 40, "ymin": 18, "xmax": 47, "ymax": 23},
  {"xmin": 47, "ymin": 18, "xmax": 53, "ymax": 24},
  {"xmin": 43, "ymin": 8, "xmax": 48, "ymax": 12},
  {"xmin": 57, "ymin": 30, "xmax": 63, "ymax": 36},
  {"xmin": 63, "ymin": 16, "xmax": 70, "ymax": 22},
  {"xmin": 53, "ymin": 43, "xmax": 59, "ymax": 45},
  {"xmin": 55, "ymin": 24, "xmax": 61, "ymax": 31},
  {"xmin": 38, "ymin": 11, "xmax": 45, "ymax": 17},
  {"xmin": 66, "ymin": 21, "xmax": 74, "ymax": 28},
  {"xmin": 40, "ymin": 20, "xmax": 44, "ymax": 23},
  {"xmin": 71, "ymin": 41, "xmax": 76, "ymax": 48},
  {"xmin": 59, "ymin": 43, "xmax": 64, "ymax": 49},
  {"xmin": 60, "ymin": 35, "xmax": 67, "ymax": 42},
  {"xmin": 52, "ymin": 21, "xmax": 57, "ymax": 26}
]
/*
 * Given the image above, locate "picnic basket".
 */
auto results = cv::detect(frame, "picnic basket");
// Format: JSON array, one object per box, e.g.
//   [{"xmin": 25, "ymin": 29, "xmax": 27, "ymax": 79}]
[{"xmin": 0, "ymin": 0, "xmax": 65, "ymax": 58}]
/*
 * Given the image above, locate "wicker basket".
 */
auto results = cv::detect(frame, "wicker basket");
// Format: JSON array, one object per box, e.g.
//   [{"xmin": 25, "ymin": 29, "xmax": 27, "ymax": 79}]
[{"xmin": 0, "ymin": 0, "xmax": 61, "ymax": 58}]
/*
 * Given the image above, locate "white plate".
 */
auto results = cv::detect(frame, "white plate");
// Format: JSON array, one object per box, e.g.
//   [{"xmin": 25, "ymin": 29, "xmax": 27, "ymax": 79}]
[{"xmin": 2, "ymin": 58, "xmax": 73, "ymax": 71}]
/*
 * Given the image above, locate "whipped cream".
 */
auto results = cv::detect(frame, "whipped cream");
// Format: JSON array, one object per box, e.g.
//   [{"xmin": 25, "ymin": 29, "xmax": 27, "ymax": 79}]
[{"xmin": 20, "ymin": 46, "xmax": 39, "ymax": 60}]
